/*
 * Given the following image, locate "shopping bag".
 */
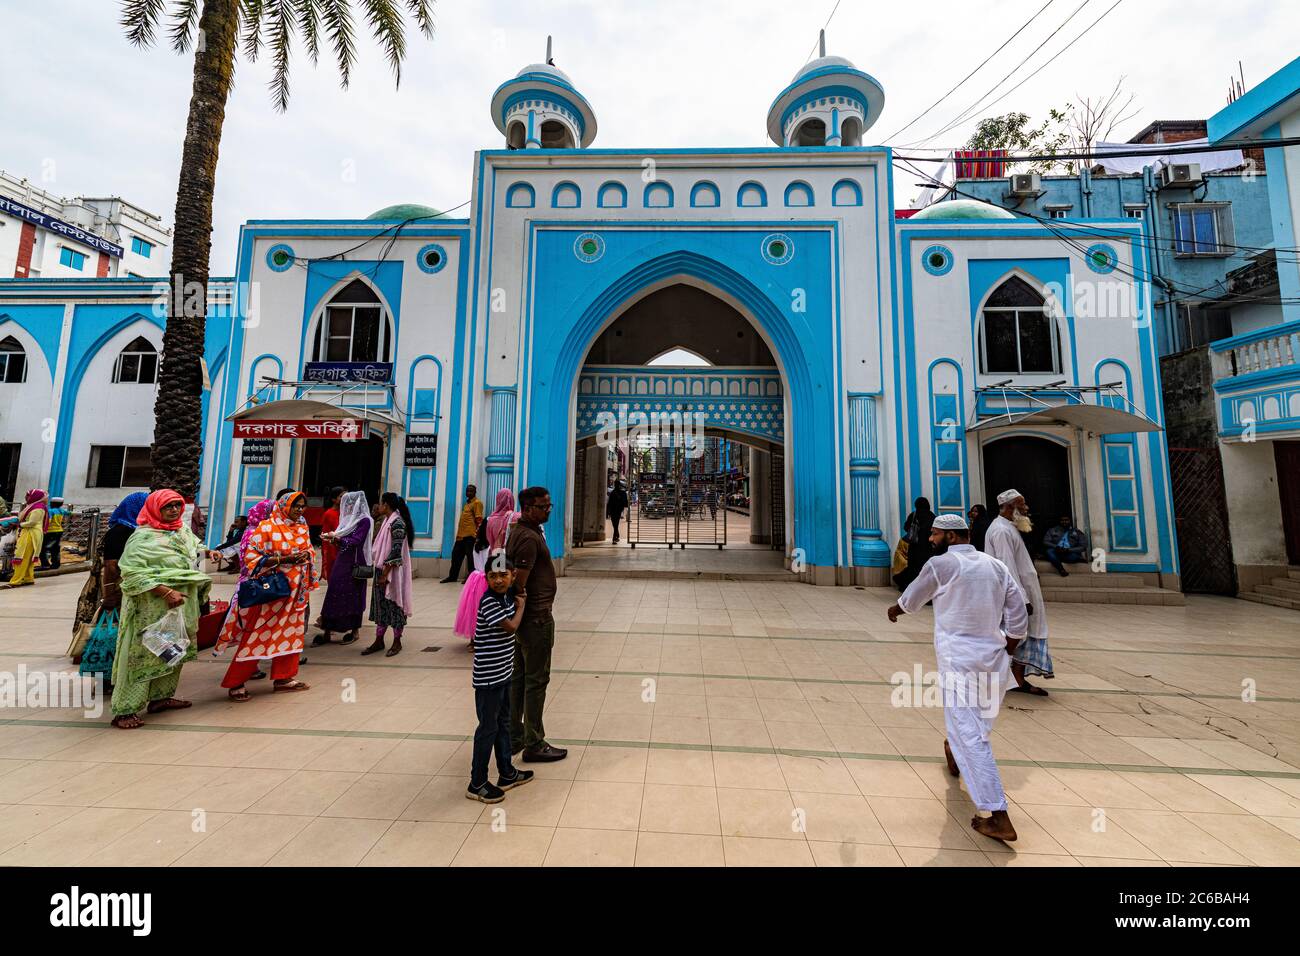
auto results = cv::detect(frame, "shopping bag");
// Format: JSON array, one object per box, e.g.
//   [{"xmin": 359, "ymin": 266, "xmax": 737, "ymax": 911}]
[
  {"xmin": 140, "ymin": 606, "xmax": 190, "ymax": 668},
  {"xmin": 890, "ymin": 538, "xmax": 909, "ymax": 577},
  {"xmin": 79, "ymin": 609, "xmax": 120, "ymax": 677}
]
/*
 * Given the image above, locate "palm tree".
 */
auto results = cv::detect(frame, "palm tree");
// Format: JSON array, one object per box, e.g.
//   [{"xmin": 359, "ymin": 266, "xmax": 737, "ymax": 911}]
[{"xmin": 120, "ymin": 0, "xmax": 434, "ymax": 499}]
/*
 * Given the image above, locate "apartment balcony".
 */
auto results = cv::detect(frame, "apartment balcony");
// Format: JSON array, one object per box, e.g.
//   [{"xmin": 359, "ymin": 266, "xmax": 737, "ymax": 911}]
[{"xmin": 1210, "ymin": 320, "xmax": 1300, "ymax": 440}]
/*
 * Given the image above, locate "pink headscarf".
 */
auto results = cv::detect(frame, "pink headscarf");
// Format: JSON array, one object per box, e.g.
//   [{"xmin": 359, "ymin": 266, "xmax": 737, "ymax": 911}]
[
  {"xmin": 373, "ymin": 510, "xmax": 414, "ymax": 616},
  {"xmin": 136, "ymin": 489, "xmax": 185, "ymax": 531},
  {"xmin": 19, "ymin": 489, "xmax": 49, "ymax": 532},
  {"xmin": 486, "ymin": 488, "xmax": 518, "ymax": 550}
]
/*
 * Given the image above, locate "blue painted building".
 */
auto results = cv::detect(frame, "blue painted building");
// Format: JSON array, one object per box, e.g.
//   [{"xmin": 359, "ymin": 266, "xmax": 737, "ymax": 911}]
[{"xmin": 0, "ymin": 51, "xmax": 1179, "ymax": 588}]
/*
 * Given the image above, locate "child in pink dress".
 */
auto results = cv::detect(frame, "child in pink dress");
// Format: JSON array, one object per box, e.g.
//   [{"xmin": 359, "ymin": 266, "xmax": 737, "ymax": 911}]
[{"xmin": 453, "ymin": 489, "xmax": 518, "ymax": 640}]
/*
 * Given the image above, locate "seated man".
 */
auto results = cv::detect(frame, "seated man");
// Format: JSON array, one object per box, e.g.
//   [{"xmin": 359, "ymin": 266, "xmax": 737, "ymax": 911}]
[{"xmin": 1042, "ymin": 516, "xmax": 1088, "ymax": 576}]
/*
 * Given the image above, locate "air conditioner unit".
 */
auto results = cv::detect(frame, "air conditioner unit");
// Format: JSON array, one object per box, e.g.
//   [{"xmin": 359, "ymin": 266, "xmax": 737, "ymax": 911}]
[
  {"xmin": 1008, "ymin": 172, "xmax": 1042, "ymax": 196},
  {"xmin": 1159, "ymin": 163, "xmax": 1203, "ymax": 188}
]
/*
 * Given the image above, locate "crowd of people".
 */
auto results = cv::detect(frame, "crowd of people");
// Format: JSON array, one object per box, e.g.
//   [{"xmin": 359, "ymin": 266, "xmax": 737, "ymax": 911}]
[{"xmin": 0, "ymin": 491, "xmax": 70, "ymax": 585}]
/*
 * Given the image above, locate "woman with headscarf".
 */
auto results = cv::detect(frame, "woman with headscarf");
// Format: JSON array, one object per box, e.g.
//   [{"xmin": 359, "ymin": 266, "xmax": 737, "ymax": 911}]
[
  {"xmin": 894, "ymin": 497, "xmax": 936, "ymax": 592},
  {"xmin": 8, "ymin": 489, "xmax": 48, "ymax": 587},
  {"xmin": 968, "ymin": 503, "xmax": 994, "ymax": 553},
  {"xmin": 312, "ymin": 490, "xmax": 372, "ymax": 646},
  {"xmin": 216, "ymin": 491, "xmax": 318, "ymax": 700},
  {"xmin": 109, "ymin": 489, "xmax": 212, "ymax": 729},
  {"xmin": 70, "ymin": 491, "xmax": 148, "ymax": 676},
  {"xmin": 453, "ymin": 488, "xmax": 518, "ymax": 640},
  {"xmin": 362, "ymin": 492, "xmax": 415, "ymax": 657}
]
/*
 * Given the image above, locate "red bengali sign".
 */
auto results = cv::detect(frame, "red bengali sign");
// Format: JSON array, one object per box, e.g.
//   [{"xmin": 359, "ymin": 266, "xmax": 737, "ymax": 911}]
[{"xmin": 232, "ymin": 419, "xmax": 370, "ymax": 440}]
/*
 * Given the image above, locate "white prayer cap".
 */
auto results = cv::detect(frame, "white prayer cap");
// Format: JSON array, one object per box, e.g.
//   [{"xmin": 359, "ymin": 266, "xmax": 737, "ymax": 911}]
[
  {"xmin": 932, "ymin": 513, "xmax": 968, "ymax": 531},
  {"xmin": 996, "ymin": 489, "xmax": 1023, "ymax": 506}
]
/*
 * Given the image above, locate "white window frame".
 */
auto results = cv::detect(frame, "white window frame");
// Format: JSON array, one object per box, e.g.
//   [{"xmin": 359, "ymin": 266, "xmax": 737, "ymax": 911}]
[
  {"xmin": 1045, "ymin": 204, "xmax": 1073, "ymax": 220},
  {"xmin": 113, "ymin": 338, "xmax": 159, "ymax": 384},
  {"xmin": 0, "ymin": 337, "xmax": 27, "ymax": 384},
  {"xmin": 1123, "ymin": 204, "xmax": 1146, "ymax": 220},
  {"xmin": 1171, "ymin": 202, "xmax": 1233, "ymax": 257},
  {"xmin": 312, "ymin": 283, "xmax": 391, "ymax": 364},
  {"xmin": 979, "ymin": 306, "xmax": 1062, "ymax": 375}
]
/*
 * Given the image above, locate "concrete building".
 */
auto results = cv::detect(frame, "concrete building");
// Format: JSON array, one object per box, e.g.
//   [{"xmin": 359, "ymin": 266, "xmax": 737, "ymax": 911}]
[
  {"xmin": 0, "ymin": 170, "xmax": 172, "ymax": 280},
  {"xmin": 0, "ymin": 47, "xmax": 1181, "ymax": 597}
]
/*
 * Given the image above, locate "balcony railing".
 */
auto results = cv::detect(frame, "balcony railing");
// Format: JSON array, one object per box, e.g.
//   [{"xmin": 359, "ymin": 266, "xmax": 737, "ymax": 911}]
[
  {"xmin": 1209, "ymin": 320, "xmax": 1300, "ymax": 440},
  {"xmin": 1210, "ymin": 319, "xmax": 1300, "ymax": 379}
]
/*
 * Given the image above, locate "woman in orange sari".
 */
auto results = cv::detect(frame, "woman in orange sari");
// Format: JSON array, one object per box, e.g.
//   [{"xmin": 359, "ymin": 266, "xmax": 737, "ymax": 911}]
[{"xmin": 215, "ymin": 490, "xmax": 318, "ymax": 700}]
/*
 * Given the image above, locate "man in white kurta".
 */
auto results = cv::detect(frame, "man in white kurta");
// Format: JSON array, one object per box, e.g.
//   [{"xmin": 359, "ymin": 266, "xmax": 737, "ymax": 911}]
[
  {"xmin": 887, "ymin": 513, "xmax": 1028, "ymax": 842},
  {"xmin": 983, "ymin": 488, "xmax": 1054, "ymax": 694}
]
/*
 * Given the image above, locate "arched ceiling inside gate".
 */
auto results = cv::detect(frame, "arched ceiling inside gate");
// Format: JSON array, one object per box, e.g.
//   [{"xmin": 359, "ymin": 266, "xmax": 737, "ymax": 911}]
[{"xmin": 584, "ymin": 285, "xmax": 776, "ymax": 367}]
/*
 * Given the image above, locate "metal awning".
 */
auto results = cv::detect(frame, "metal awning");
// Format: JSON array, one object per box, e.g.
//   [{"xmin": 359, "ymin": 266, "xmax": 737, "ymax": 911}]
[
  {"xmin": 968, "ymin": 403, "xmax": 1162, "ymax": 434},
  {"xmin": 226, "ymin": 398, "xmax": 404, "ymax": 431},
  {"xmin": 968, "ymin": 382, "xmax": 1162, "ymax": 435}
]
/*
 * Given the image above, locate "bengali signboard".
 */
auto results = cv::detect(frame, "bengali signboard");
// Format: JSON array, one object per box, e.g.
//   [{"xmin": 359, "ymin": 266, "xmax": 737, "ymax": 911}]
[
  {"xmin": 240, "ymin": 438, "xmax": 274, "ymax": 465},
  {"xmin": 404, "ymin": 433, "xmax": 438, "ymax": 467},
  {"xmin": 0, "ymin": 195, "xmax": 124, "ymax": 258},
  {"xmin": 302, "ymin": 362, "xmax": 394, "ymax": 384},
  {"xmin": 232, "ymin": 419, "xmax": 370, "ymax": 440}
]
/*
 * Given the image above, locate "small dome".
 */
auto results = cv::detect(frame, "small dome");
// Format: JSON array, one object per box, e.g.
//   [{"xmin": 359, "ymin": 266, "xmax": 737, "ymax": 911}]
[
  {"xmin": 909, "ymin": 199, "xmax": 1018, "ymax": 221},
  {"xmin": 516, "ymin": 62, "xmax": 573, "ymax": 84},
  {"xmin": 793, "ymin": 55, "xmax": 857, "ymax": 82},
  {"xmin": 366, "ymin": 203, "xmax": 441, "ymax": 221}
]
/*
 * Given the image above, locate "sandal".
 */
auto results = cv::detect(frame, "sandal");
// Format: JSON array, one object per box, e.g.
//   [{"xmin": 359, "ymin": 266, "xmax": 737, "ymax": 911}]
[
  {"xmin": 112, "ymin": 714, "xmax": 144, "ymax": 729},
  {"xmin": 310, "ymin": 633, "xmax": 331, "ymax": 647},
  {"xmin": 340, "ymin": 632, "xmax": 359, "ymax": 646},
  {"xmin": 360, "ymin": 642, "xmax": 386, "ymax": 656},
  {"xmin": 228, "ymin": 687, "xmax": 251, "ymax": 702},
  {"xmin": 273, "ymin": 679, "xmax": 311, "ymax": 692},
  {"xmin": 147, "ymin": 698, "xmax": 193, "ymax": 713},
  {"xmin": 385, "ymin": 644, "xmax": 402, "ymax": 658}
]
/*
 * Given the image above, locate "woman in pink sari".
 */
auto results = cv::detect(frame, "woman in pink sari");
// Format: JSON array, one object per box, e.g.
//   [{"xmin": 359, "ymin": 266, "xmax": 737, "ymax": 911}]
[
  {"xmin": 453, "ymin": 488, "xmax": 518, "ymax": 640},
  {"xmin": 362, "ymin": 492, "xmax": 415, "ymax": 657}
]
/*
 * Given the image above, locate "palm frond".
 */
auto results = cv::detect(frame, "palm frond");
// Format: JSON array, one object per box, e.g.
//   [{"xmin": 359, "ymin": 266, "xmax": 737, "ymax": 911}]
[
  {"xmin": 120, "ymin": 0, "xmax": 167, "ymax": 48},
  {"xmin": 319, "ymin": 0, "xmax": 358, "ymax": 89},
  {"xmin": 294, "ymin": 0, "xmax": 321, "ymax": 66},
  {"xmin": 241, "ymin": 0, "xmax": 266, "ymax": 61},
  {"xmin": 405, "ymin": 0, "xmax": 435, "ymax": 39},
  {"xmin": 361, "ymin": 0, "xmax": 407, "ymax": 87},
  {"xmin": 268, "ymin": 0, "xmax": 295, "ymax": 111},
  {"xmin": 165, "ymin": 0, "xmax": 202, "ymax": 53}
]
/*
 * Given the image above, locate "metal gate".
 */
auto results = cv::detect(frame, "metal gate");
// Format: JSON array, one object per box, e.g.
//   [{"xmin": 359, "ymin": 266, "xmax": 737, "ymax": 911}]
[
  {"xmin": 572, "ymin": 442, "xmax": 587, "ymax": 548},
  {"xmin": 769, "ymin": 448, "xmax": 785, "ymax": 551},
  {"xmin": 1168, "ymin": 446, "xmax": 1237, "ymax": 594},
  {"xmin": 627, "ymin": 443, "xmax": 726, "ymax": 548}
]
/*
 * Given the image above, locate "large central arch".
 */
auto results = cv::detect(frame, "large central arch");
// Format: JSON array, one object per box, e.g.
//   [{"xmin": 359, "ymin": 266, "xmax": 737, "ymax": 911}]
[{"xmin": 520, "ymin": 249, "xmax": 842, "ymax": 571}]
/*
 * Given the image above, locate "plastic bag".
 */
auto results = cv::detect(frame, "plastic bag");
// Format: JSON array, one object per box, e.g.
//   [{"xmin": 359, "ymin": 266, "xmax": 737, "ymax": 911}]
[{"xmin": 140, "ymin": 606, "xmax": 190, "ymax": 668}]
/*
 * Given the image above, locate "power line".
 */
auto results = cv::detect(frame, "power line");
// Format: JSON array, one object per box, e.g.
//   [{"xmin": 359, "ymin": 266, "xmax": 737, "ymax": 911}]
[
  {"xmin": 899, "ymin": 0, "xmax": 1096, "ymax": 148},
  {"xmin": 882, "ymin": 0, "xmax": 1058, "ymax": 144},
  {"xmin": 917, "ymin": 0, "xmax": 1128, "ymax": 147},
  {"xmin": 894, "ymin": 134, "xmax": 1300, "ymax": 163},
  {"xmin": 801, "ymin": 0, "xmax": 844, "ymax": 68}
]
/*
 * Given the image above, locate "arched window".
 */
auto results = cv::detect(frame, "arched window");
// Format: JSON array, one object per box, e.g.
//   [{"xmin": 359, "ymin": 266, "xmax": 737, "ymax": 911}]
[
  {"xmin": 597, "ymin": 182, "xmax": 627, "ymax": 208},
  {"xmin": 539, "ymin": 120, "xmax": 574, "ymax": 149},
  {"xmin": 113, "ymin": 336, "xmax": 158, "ymax": 384},
  {"xmin": 506, "ymin": 120, "xmax": 525, "ymax": 150},
  {"xmin": 793, "ymin": 118, "xmax": 826, "ymax": 146},
  {"xmin": 644, "ymin": 182, "xmax": 673, "ymax": 208},
  {"xmin": 979, "ymin": 276, "xmax": 1061, "ymax": 374},
  {"xmin": 690, "ymin": 181, "xmax": 720, "ymax": 208},
  {"xmin": 737, "ymin": 181, "xmax": 767, "ymax": 207},
  {"xmin": 784, "ymin": 182, "xmax": 814, "ymax": 207},
  {"xmin": 311, "ymin": 280, "xmax": 391, "ymax": 363},
  {"xmin": 0, "ymin": 335, "xmax": 26, "ymax": 383},
  {"xmin": 551, "ymin": 182, "xmax": 581, "ymax": 208},
  {"xmin": 505, "ymin": 183, "xmax": 535, "ymax": 208},
  {"xmin": 841, "ymin": 116, "xmax": 863, "ymax": 147}
]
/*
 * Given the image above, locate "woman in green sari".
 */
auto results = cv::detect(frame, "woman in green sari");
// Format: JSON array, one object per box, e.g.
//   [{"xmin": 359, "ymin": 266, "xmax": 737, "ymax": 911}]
[{"xmin": 111, "ymin": 489, "xmax": 213, "ymax": 729}]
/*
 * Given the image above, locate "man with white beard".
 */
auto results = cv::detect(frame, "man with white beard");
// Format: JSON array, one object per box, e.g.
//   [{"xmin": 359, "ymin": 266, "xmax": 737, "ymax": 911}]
[
  {"xmin": 983, "ymin": 489, "xmax": 1053, "ymax": 695},
  {"xmin": 886, "ymin": 513, "xmax": 1027, "ymax": 842}
]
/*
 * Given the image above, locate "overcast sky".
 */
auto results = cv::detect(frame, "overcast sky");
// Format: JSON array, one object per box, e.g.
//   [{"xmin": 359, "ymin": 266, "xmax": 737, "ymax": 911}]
[{"xmin": 1, "ymin": 0, "xmax": 1295, "ymax": 273}]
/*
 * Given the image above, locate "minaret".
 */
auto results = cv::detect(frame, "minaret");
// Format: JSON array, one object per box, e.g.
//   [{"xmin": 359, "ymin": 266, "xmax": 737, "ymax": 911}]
[
  {"xmin": 490, "ymin": 36, "xmax": 598, "ymax": 150},
  {"xmin": 766, "ymin": 32, "xmax": 885, "ymax": 147}
]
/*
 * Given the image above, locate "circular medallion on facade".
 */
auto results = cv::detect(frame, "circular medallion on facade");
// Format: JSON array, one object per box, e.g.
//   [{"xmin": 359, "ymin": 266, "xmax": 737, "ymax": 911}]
[
  {"xmin": 761, "ymin": 233, "xmax": 794, "ymax": 265},
  {"xmin": 574, "ymin": 232, "xmax": 605, "ymax": 262},
  {"xmin": 266, "ymin": 243, "xmax": 295, "ymax": 272},
  {"xmin": 1084, "ymin": 243, "xmax": 1118, "ymax": 274},
  {"xmin": 921, "ymin": 244, "xmax": 954, "ymax": 276},
  {"xmin": 417, "ymin": 243, "xmax": 448, "ymax": 274}
]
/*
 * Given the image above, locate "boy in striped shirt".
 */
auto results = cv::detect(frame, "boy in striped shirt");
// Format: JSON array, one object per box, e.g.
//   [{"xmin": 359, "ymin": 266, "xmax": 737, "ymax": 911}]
[{"xmin": 467, "ymin": 553, "xmax": 535, "ymax": 803}]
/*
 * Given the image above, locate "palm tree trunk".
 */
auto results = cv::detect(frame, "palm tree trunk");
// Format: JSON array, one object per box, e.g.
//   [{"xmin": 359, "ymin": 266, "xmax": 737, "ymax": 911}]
[{"xmin": 150, "ymin": 0, "xmax": 239, "ymax": 499}]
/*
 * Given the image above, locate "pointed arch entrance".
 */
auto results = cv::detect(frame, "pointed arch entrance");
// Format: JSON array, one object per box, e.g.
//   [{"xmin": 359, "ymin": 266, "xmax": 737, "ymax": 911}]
[{"xmin": 517, "ymin": 250, "xmax": 841, "ymax": 576}]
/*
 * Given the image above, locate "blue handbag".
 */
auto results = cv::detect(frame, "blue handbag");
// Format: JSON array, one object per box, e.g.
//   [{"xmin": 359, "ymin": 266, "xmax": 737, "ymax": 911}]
[{"xmin": 237, "ymin": 557, "xmax": 292, "ymax": 608}]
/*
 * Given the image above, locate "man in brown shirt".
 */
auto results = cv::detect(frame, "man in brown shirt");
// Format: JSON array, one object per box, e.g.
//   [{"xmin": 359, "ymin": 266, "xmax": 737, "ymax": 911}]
[{"xmin": 505, "ymin": 486, "xmax": 566, "ymax": 762}]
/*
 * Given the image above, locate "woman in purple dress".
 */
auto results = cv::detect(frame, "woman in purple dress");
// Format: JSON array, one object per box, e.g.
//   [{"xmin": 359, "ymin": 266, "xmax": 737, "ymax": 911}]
[{"xmin": 311, "ymin": 490, "xmax": 372, "ymax": 646}]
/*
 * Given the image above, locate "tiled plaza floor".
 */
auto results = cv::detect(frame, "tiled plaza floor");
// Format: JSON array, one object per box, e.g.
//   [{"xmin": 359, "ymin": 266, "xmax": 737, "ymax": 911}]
[{"xmin": 2, "ymin": 570, "xmax": 1299, "ymax": 867}]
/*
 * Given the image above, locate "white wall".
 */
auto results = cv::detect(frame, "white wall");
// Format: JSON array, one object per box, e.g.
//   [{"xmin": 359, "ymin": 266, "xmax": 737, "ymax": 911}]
[
  {"xmin": 0, "ymin": 321, "xmax": 55, "ymax": 502},
  {"xmin": 62, "ymin": 320, "xmax": 162, "ymax": 508},
  {"xmin": 1221, "ymin": 439, "xmax": 1288, "ymax": 567}
]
